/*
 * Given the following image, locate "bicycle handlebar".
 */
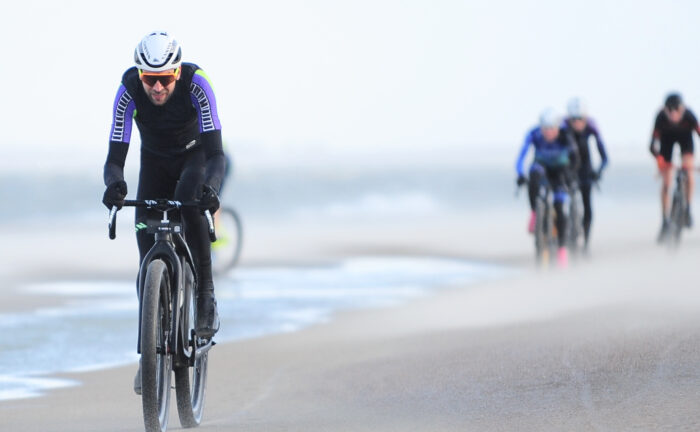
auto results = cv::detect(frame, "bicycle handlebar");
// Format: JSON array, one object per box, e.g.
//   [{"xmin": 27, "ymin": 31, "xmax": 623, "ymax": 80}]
[{"xmin": 108, "ymin": 199, "xmax": 216, "ymax": 242}]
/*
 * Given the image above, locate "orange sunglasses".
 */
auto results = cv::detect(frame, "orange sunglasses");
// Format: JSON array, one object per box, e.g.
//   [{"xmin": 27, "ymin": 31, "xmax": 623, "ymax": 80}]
[{"xmin": 139, "ymin": 67, "xmax": 180, "ymax": 87}]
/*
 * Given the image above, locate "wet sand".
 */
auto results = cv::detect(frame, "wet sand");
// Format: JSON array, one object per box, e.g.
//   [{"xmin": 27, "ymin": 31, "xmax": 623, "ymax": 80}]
[{"xmin": 3, "ymin": 197, "xmax": 700, "ymax": 431}]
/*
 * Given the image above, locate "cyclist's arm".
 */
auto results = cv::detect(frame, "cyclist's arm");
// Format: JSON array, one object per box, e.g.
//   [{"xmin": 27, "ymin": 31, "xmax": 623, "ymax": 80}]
[
  {"xmin": 690, "ymin": 109, "xmax": 700, "ymax": 138},
  {"xmin": 191, "ymin": 69, "xmax": 226, "ymax": 192},
  {"xmin": 588, "ymin": 119, "xmax": 608, "ymax": 170},
  {"xmin": 649, "ymin": 112, "xmax": 664, "ymax": 157},
  {"xmin": 515, "ymin": 130, "xmax": 535, "ymax": 177},
  {"xmin": 104, "ymin": 84, "xmax": 135, "ymax": 186}
]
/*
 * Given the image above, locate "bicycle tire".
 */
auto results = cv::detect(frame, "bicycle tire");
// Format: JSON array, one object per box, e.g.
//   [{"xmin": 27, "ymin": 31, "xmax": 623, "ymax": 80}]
[
  {"xmin": 535, "ymin": 198, "xmax": 548, "ymax": 265},
  {"xmin": 141, "ymin": 259, "xmax": 173, "ymax": 432},
  {"xmin": 568, "ymin": 191, "xmax": 583, "ymax": 254},
  {"xmin": 668, "ymin": 191, "xmax": 683, "ymax": 246},
  {"xmin": 212, "ymin": 207, "xmax": 243, "ymax": 274},
  {"xmin": 175, "ymin": 265, "xmax": 208, "ymax": 427}
]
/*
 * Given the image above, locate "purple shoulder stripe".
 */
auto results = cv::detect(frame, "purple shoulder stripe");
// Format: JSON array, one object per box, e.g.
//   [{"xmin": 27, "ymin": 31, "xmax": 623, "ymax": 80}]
[
  {"xmin": 109, "ymin": 84, "xmax": 135, "ymax": 143},
  {"xmin": 190, "ymin": 71, "xmax": 222, "ymax": 133}
]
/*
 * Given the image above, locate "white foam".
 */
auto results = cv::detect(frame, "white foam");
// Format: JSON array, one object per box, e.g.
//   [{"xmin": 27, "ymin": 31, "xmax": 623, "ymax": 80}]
[
  {"xmin": 0, "ymin": 375, "xmax": 79, "ymax": 401},
  {"xmin": 0, "ymin": 256, "xmax": 506, "ymax": 401}
]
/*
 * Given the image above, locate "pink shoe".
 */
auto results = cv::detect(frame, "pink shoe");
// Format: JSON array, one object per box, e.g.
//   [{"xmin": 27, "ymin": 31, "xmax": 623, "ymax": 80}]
[
  {"xmin": 557, "ymin": 247, "xmax": 568, "ymax": 268},
  {"xmin": 527, "ymin": 211, "xmax": 536, "ymax": 233}
]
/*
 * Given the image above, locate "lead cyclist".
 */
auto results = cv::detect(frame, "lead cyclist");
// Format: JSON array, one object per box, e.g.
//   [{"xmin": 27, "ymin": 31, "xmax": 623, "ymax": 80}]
[{"xmin": 101, "ymin": 31, "xmax": 226, "ymax": 392}]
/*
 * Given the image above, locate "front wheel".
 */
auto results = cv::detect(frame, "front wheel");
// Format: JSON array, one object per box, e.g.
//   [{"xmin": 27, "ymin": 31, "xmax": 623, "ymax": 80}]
[
  {"xmin": 534, "ymin": 198, "xmax": 549, "ymax": 265},
  {"xmin": 668, "ymin": 191, "xmax": 684, "ymax": 247},
  {"xmin": 567, "ymin": 192, "xmax": 583, "ymax": 255},
  {"xmin": 141, "ymin": 259, "xmax": 173, "ymax": 432}
]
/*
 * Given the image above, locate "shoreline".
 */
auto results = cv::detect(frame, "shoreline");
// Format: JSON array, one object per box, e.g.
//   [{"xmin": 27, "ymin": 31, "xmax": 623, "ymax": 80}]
[{"xmin": 0, "ymin": 251, "xmax": 511, "ymax": 402}]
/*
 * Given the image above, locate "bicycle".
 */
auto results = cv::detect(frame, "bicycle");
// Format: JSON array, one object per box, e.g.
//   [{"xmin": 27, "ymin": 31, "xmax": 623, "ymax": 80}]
[
  {"xmin": 532, "ymin": 179, "xmax": 558, "ymax": 266},
  {"xmin": 665, "ymin": 166, "xmax": 690, "ymax": 247},
  {"xmin": 211, "ymin": 205, "xmax": 243, "ymax": 274},
  {"xmin": 518, "ymin": 178, "xmax": 557, "ymax": 266},
  {"xmin": 109, "ymin": 199, "xmax": 216, "ymax": 432}
]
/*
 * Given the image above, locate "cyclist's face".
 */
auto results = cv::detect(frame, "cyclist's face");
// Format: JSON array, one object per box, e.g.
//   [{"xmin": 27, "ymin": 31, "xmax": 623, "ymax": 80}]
[
  {"xmin": 140, "ymin": 69, "xmax": 180, "ymax": 106},
  {"xmin": 665, "ymin": 105, "xmax": 685, "ymax": 124},
  {"xmin": 570, "ymin": 117, "xmax": 587, "ymax": 132},
  {"xmin": 541, "ymin": 126, "xmax": 559, "ymax": 142}
]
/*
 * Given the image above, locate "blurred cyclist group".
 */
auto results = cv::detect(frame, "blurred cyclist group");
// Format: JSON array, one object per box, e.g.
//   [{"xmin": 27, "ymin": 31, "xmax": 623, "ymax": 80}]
[
  {"xmin": 516, "ymin": 92, "xmax": 700, "ymax": 267},
  {"xmin": 515, "ymin": 97, "xmax": 607, "ymax": 268}
]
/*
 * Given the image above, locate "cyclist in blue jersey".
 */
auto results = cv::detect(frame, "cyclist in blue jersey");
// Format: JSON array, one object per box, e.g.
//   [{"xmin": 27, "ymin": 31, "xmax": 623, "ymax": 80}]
[
  {"xmin": 649, "ymin": 93, "xmax": 700, "ymax": 240},
  {"xmin": 562, "ymin": 97, "xmax": 608, "ymax": 252},
  {"xmin": 101, "ymin": 31, "xmax": 226, "ymax": 392},
  {"xmin": 516, "ymin": 108, "xmax": 579, "ymax": 267}
]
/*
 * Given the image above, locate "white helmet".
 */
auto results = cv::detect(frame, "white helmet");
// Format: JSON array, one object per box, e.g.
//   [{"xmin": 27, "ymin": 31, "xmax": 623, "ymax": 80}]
[
  {"xmin": 567, "ymin": 97, "xmax": 588, "ymax": 118},
  {"xmin": 134, "ymin": 31, "xmax": 182, "ymax": 72},
  {"xmin": 539, "ymin": 107, "xmax": 560, "ymax": 129}
]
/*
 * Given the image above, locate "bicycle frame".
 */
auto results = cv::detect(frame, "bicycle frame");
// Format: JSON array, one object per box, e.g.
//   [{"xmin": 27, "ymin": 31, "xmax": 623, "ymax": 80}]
[{"xmin": 109, "ymin": 199, "xmax": 216, "ymax": 362}]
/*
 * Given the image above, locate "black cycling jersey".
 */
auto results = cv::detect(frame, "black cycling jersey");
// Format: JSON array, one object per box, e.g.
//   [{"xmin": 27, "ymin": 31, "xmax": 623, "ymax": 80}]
[
  {"xmin": 651, "ymin": 108, "xmax": 700, "ymax": 161},
  {"xmin": 562, "ymin": 118, "xmax": 608, "ymax": 181},
  {"xmin": 104, "ymin": 62, "xmax": 225, "ymax": 192},
  {"xmin": 103, "ymin": 62, "xmax": 227, "ymax": 289}
]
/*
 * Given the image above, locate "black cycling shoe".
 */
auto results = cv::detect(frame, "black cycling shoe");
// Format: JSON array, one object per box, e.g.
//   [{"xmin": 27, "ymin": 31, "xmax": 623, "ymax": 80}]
[{"xmin": 196, "ymin": 294, "xmax": 220, "ymax": 339}]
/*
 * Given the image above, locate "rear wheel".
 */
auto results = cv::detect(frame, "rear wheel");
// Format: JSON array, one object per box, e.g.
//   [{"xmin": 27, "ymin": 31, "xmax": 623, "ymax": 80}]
[
  {"xmin": 141, "ymin": 259, "xmax": 173, "ymax": 432},
  {"xmin": 212, "ymin": 207, "xmax": 243, "ymax": 274},
  {"xmin": 175, "ymin": 269, "xmax": 208, "ymax": 427}
]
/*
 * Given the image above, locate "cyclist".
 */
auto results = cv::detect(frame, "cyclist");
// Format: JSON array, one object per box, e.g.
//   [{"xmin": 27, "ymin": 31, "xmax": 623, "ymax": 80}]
[
  {"xmin": 516, "ymin": 108, "xmax": 579, "ymax": 267},
  {"xmin": 562, "ymin": 97, "xmax": 608, "ymax": 251},
  {"xmin": 102, "ymin": 31, "xmax": 225, "ymax": 388},
  {"xmin": 212, "ymin": 146, "xmax": 233, "ymax": 245},
  {"xmin": 649, "ymin": 92, "xmax": 700, "ymax": 240}
]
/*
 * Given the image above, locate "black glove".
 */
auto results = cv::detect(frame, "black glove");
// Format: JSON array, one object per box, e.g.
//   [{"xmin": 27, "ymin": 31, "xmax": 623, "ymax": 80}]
[
  {"xmin": 516, "ymin": 175, "xmax": 527, "ymax": 187},
  {"xmin": 591, "ymin": 168, "xmax": 602, "ymax": 182},
  {"xmin": 199, "ymin": 184, "xmax": 220, "ymax": 213},
  {"xmin": 649, "ymin": 141, "xmax": 659, "ymax": 157},
  {"xmin": 102, "ymin": 180, "xmax": 127, "ymax": 210}
]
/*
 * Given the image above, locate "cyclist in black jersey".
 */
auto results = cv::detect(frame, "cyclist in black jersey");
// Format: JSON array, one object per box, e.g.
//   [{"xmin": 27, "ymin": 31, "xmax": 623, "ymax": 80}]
[
  {"xmin": 102, "ymin": 31, "xmax": 226, "ymax": 341},
  {"xmin": 562, "ymin": 97, "xmax": 608, "ymax": 251},
  {"xmin": 649, "ymin": 92, "xmax": 700, "ymax": 239}
]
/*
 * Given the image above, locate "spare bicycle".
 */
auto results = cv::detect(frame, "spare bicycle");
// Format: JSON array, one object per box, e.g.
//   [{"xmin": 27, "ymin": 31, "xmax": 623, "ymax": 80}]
[
  {"xmin": 109, "ymin": 199, "xmax": 216, "ymax": 432},
  {"xmin": 212, "ymin": 205, "xmax": 243, "ymax": 274}
]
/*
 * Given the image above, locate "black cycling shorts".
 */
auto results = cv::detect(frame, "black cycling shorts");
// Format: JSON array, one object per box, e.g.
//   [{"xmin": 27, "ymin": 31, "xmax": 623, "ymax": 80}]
[{"xmin": 659, "ymin": 136, "xmax": 694, "ymax": 162}]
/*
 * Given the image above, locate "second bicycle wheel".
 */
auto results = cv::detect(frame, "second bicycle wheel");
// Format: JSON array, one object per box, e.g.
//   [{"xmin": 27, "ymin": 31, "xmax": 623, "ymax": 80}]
[
  {"xmin": 141, "ymin": 259, "xmax": 173, "ymax": 432},
  {"xmin": 212, "ymin": 207, "xmax": 243, "ymax": 274},
  {"xmin": 175, "ymin": 272, "xmax": 208, "ymax": 428}
]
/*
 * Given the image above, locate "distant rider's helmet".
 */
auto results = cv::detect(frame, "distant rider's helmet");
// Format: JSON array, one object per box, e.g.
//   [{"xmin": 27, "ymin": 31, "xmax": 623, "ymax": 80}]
[
  {"xmin": 665, "ymin": 93, "xmax": 683, "ymax": 110},
  {"xmin": 539, "ymin": 107, "xmax": 561, "ymax": 129},
  {"xmin": 134, "ymin": 31, "xmax": 182, "ymax": 72},
  {"xmin": 567, "ymin": 97, "xmax": 588, "ymax": 119}
]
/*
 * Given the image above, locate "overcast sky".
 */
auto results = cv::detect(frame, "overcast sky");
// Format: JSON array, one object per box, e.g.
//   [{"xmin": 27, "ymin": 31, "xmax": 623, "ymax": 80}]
[{"xmin": 2, "ymin": 0, "xmax": 699, "ymax": 171}]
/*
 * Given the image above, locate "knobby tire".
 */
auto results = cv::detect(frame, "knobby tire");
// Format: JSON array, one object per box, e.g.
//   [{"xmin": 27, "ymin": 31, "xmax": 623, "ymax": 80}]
[{"xmin": 141, "ymin": 259, "xmax": 173, "ymax": 432}]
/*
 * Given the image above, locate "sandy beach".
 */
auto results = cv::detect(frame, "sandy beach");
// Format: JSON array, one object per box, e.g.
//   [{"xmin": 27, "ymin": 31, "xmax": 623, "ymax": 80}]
[{"xmin": 3, "ymin": 188, "xmax": 700, "ymax": 431}]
